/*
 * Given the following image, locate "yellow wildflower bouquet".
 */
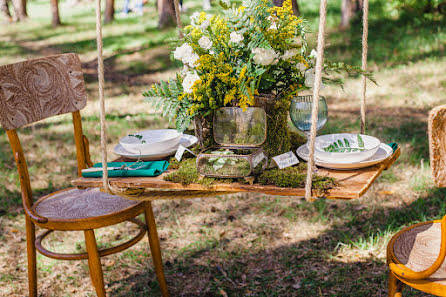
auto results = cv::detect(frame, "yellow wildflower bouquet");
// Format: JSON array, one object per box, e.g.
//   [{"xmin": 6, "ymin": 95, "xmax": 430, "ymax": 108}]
[{"xmin": 144, "ymin": 0, "xmax": 369, "ymax": 133}]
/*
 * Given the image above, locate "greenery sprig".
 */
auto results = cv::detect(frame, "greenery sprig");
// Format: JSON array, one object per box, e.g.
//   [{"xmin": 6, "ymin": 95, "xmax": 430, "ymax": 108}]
[{"xmin": 323, "ymin": 135, "xmax": 366, "ymax": 152}]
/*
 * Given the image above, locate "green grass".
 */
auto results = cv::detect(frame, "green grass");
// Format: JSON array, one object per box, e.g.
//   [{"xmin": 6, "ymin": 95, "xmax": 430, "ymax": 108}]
[{"xmin": 0, "ymin": 0, "xmax": 445, "ymax": 296}]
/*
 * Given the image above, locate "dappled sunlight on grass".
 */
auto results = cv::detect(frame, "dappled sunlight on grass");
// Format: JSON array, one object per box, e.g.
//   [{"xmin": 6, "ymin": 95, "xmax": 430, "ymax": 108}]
[{"xmin": 0, "ymin": 0, "xmax": 445, "ymax": 295}]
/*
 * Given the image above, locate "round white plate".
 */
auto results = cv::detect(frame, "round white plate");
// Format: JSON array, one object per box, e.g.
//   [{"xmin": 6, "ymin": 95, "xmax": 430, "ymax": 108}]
[
  {"xmin": 120, "ymin": 129, "xmax": 183, "ymax": 154},
  {"xmin": 114, "ymin": 134, "xmax": 198, "ymax": 160},
  {"xmin": 314, "ymin": 133, "xmax": 381, "ymax": 163},
  {"xmin": 296, "ymin": 142, "xmax": 393, "ymax": 170}
]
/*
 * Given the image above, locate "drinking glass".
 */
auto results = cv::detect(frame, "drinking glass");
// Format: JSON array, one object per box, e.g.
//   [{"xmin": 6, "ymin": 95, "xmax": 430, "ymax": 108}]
[{"xmin": 290, "ymin": 95, "xmax": 328, "ymax": 141}]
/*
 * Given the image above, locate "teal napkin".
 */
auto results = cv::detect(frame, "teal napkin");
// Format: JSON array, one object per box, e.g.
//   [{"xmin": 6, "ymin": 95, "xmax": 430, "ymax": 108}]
[
  {"xmin": 82, "ymin": 161, "xmax": 169, "ymax": 178},
  {"xmin": 387, "ymin": 142, "xmax": 398, "ymax": 153}
]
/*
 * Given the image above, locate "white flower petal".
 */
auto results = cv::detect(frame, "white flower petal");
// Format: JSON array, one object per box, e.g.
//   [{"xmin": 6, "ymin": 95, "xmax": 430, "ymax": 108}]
[
  {"xmin": 252, "ymin": 48, "xmax": 279, "ymax": 66},
  {"xmin": 230, "ymin": 32, "xmax": 244, "ymax": 43},
  {"xmin": 182, "ymin": 72, "xmax": 200, "ymax": 93},
  {"xmin": 198, "ymin": 36, "xmax": 213, "ymax": 50}
]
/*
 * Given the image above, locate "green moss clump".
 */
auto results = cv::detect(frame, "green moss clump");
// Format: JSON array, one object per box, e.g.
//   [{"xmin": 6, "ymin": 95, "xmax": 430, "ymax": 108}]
[
  {"xmin": 263, "ymin": 98, "xmax": 292, "ymax": 157},
  {"xmin": 165, "ymin": 157, "xmax": 336, "ymax": 192},
  {"xmin": 289, "ymin": 130, "xmax": 306, "ymax": 151},
  {"xmin": 257, "ymin": 163, "xmax": 336, "ymax": 191},
  {"xmin": 164, "ymin": 158, "xmax": 218, "ymax": 188},
  {"xmin": 164, "ymin": 158, "xmax": 199, "ymax": 185}
]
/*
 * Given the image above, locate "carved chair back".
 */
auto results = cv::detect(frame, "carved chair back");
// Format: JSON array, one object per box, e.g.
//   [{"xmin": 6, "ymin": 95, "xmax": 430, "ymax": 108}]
[
  {"xmin": 0, "ymin": 53, "xmax": 92, "ymax": 215},
  {"xmin": 429, "ymin": 105, "xmax": 446, "ymax": 188}
]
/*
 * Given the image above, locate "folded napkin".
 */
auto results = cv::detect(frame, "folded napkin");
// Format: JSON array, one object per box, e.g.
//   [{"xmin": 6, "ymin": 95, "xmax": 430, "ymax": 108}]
[
  {"xmin": 387, "ymin": 142, "xmax": 398, "ymax": 153},
  {"xmin": 82, "ymin": 161, "xmax": 169, "ymax": 178}
]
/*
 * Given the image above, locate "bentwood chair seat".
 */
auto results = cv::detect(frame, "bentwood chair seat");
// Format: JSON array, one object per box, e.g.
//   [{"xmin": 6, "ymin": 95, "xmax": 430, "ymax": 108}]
[
  {"xmin": 387, "ymin": 104, "xmax": 446, "ymax": 297},
  {"xmin": 0, "ymin": 53, "xmax": 169, "ymax": 297},
  {"xmin": 31, "ymin": 187, "xmax": 144, "ymax": 230}
]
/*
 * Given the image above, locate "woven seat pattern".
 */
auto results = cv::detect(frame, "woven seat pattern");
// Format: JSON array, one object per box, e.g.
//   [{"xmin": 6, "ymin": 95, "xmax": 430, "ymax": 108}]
[
  {"xmin": 393, "ymin": 222, "xmax": 446, "ymax": 284},
  {"xmin": 33, "ymin": 188, "xmax": 140, "ymax": 220}
]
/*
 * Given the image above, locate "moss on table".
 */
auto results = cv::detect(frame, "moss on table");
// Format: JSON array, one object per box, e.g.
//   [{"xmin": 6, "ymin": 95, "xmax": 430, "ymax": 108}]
[
  {"xmin": 257, "ymin": 163, "xmax": 336, "ymax": 189},
  {"xmin": 164, "ymin": 157, "xmax": 336, "ymax": 192}
]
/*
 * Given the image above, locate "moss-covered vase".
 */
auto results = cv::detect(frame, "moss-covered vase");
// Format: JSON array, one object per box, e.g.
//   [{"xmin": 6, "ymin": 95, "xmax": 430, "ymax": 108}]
[
  {"xmin": 254, "ymin": 93, "xmax": 292, "ymax": 157},
  {"xmin": 193, "ymin": 115, "xmax": 215, "ymax": 150}
]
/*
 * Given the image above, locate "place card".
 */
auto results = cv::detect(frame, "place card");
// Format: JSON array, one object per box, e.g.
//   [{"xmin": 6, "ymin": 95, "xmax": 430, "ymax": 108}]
[
  {"xmin": 272, "ymin": 151, "xmax": 299, "ymax": 169},
  {"xmin": 175, "ymin": 145, "xmax": 196, "ymax": 162},
  {"xmin": 252, "ymin": 151, "xmax": 266, "ymax": 168}
]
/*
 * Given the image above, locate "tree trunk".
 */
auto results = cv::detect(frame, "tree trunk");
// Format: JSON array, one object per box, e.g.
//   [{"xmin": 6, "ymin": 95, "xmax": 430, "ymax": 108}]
[
  {"xmin": 272, "ymin": 0, "xmax": 299, "ymax": 15},
  {"xmin": 340, "ymin": 0, "xmax": 363, "ymax": 29},
  {"xmin": 50, "ymin": 0, "xmax": 61, "ymax": 26},
  {"xmin": 157, "ymin": 0, "xmax": 176, "ymax": 28},
  {"xmin": 0, "ymin": 0, "xmax": 12, "ymax": 23},
  {"xmin": 11, "ymin": 0, "xmax": 26, "ymax": 21},
  {"xmin": 104, "ymin": 0, "xmax": 114, "ymax": 23},
  {"xmin": 20, "ymin": 0, "xmax": 26, "ymax": 16},
  {"xmin": 340, "ymin": 0, "xmax": 353, "ymax": 29}
]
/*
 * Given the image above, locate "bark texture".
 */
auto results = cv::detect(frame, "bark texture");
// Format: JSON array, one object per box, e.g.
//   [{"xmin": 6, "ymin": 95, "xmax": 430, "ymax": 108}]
[
  {"xmin": 0, "ymin": 0, "xmax": 12, "ymax": 23},
  {"xmin": 157, "ymin": 0, "xmax": 176, "ymax": 28},
  {"xmin": 11, "ymin": 0, "xmax": 26, "ymax": 21},
  {"xmin": 340, "ymin": 0, "xmax": 363, "ymax": 29},
  {"xmin": 50, "ymin": 0, "xmax": 61, "ymax": 26},
  {"xmin": 104, "ymin": 0, "xmax": 114, "ymax": 23}
]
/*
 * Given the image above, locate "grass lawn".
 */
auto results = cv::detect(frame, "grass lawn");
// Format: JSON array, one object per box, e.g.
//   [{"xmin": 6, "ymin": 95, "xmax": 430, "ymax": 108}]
[{"xmin": 0, "ymin": 0, "xmax": 445, "ymax": 296}]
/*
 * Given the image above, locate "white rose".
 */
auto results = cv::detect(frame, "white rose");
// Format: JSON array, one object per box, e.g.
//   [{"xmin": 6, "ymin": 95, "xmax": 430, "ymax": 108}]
[
  {"xmin": 198, "ymin": 36, "xmax": 213, "ymax": 50},
  {"xmin": 305, "ymin": 68, "xmax": 315, "ymax": 88},
  {"xmin": 190, "ymin": 12, "xmax": 200, "ymax": 24},
  {"xmin": 305, "ymin": 68, "xmax": 324, "ymax": 89},
  {"xmin": 229, "ymin": 32, "xmax": 244, "ymax": 43},
  {"xmin": 173, "ymin": 43, "xmax": 193, "ymax": 61},
  {"xmin": 298, "ymin": 62, "xmax": 307, "ymax": 73},
  {"xmin": 182, "ymin": 72, "xmax": 200, "ymax": 93},
  {"xmin": 252, "ymin": 48, "xmax": 279, "ymax": 66},
  {"xmin": 200, "ymin": 20, "xmax": 210, "ymax": 30},
  {"xmin": 310, "ymin": 49, "xmax": 318, "ymax": 59},
  {"xmin": 181, "ymin": 65, "xmax": 190, "ymax": 75},
  {"xmin": 185, "ymin": 52, "xmax": 200, "ymax": 67},
  {"xmin": 282, "ymin": 48, "xmax": 299, "ymax": 60}
]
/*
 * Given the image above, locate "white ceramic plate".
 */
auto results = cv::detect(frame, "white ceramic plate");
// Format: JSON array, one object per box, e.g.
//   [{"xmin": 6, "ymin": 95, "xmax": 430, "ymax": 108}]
[
  {"xmin": 114, "ymin": 134, "xmax": 198, "ymax": 160},
  {"xmin": 314, "ymin": 133, "xmax": 381, "ymax": 163},
  {"xmin": 120, "ymin": 129, "xmax": 183, "ymax": 154},
  {"xmin": 296, "ymin": 142, "xmax": 393, "ymax": 170}
]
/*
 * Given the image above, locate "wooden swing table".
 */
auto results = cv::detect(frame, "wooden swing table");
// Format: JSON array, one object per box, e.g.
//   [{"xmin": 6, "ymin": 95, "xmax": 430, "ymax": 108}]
[
  {"xmin": 73, "ymin": 148, "xmax": 401, "ymax": 201},
  {"xmin": 72, "ymin": 147, "xmax": 400, "ymax": 297}
]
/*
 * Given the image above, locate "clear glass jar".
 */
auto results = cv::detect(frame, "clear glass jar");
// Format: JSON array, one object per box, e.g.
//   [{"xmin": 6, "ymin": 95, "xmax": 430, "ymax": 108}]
[{"xmin": 196, "ymin": 146, "xmax": 268, "ymax": 178}]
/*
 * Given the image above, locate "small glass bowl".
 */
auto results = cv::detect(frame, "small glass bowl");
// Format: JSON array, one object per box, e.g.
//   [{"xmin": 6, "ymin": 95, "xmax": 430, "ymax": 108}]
[{"xmin": 197, "ymin": 146, "xmax": 268, "ymax": 178}]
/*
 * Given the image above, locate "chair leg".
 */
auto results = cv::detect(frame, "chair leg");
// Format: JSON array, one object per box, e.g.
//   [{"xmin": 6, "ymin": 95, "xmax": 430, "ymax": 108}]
[
  {"xmin": 84, "ymin": 229, "xmax": 106, "ymax": 297},
  {"xmin": 25, "ymin": 216, "xmax": 37, "ymax": 297},
  {"xmin": 389, "ymin": 271, "xmax": 404, "ymax": 297},
  {"xmin": 144, "ymin": 201, "xmax": 169, "ymax": 297}
]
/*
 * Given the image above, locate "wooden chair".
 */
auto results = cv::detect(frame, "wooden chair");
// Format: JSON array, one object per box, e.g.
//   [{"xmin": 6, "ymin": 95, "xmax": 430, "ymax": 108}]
[
  {"xmin": 0, "ymin": 53, "xmax": 169, "ymax": 297},
  {"xmin": 387, "ymin": 104, "xmax": 446, "ymax": 297}
]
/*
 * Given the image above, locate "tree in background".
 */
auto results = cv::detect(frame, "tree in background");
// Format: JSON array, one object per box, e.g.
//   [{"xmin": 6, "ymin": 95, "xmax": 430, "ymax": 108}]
[
  {"xmin": 0, "ymin": 0, "xmax": 12, "ymax": 22},
  {"xmin": 50, "ymin": 0, "xmax": 61, "ymax": 26},
  {"xmin": 1, "ymin": 0, "xmax": 27, "ymax": 22},
  {"xmin": 157, "ymin": 0, "xmax": 176, "ymax": 28},
  {"xmin": 105, "ymin": 0, "xmax": 114, "ymax": 23},
  {"xmin": 340, "ymin": 0, "xmax": 362, "ymax": 29}
]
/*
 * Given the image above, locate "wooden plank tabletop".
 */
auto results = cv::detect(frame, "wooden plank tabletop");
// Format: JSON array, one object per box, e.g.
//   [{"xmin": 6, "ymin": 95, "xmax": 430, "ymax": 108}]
[{"xmin": 72, "ymin": 147, "xmax": 400, "ymax": 200}]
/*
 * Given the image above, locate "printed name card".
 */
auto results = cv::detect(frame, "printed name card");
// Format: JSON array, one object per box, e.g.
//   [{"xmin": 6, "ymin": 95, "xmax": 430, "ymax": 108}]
[
  {"xmin": 175, "ymin": 145, "xmax": 196, "ymax": 161},
  {"xmin": 252, "ymin": 151, "xmax": 266, "ymax": 168},
  {"xmin": 272, "ymin": 151, "xmax": 299, "ymax": 169}
]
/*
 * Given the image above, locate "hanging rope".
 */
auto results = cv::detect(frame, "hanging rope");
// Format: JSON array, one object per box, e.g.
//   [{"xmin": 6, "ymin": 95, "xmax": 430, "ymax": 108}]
[
  {"xmin": 95, "ymin": 0, "xmax": 111, "ymax": 193},
  {"xmin": 304, "ymin": 0, "xmax": 328, "ymax": 202},
  {"xmin": 360, "ymin": 0, "xmax": 369, "ymax": 134}
]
